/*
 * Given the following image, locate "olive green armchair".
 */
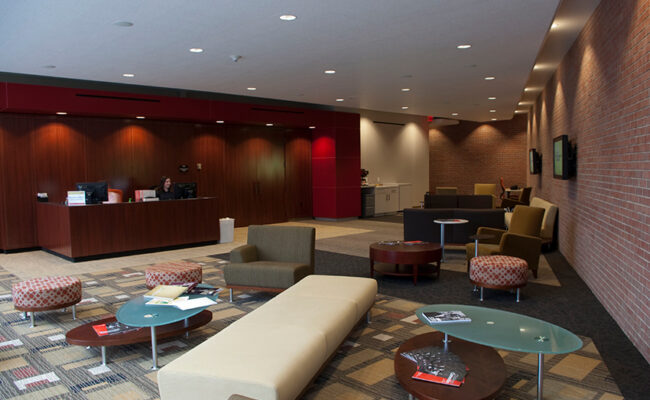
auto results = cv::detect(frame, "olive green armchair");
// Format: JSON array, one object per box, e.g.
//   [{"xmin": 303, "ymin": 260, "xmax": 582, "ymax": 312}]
[
  {"xmin": 466, "ymin": 205, "xmax": 544, "ymax": 278},
  {"xmin": 224, "ymin": 225, "xmax": 315, "ymax": 301}
]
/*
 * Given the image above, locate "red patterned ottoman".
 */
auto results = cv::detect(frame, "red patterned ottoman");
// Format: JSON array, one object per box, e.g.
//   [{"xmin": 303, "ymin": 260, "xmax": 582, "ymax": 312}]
[
  {"xmin": 12, "ymin": 276, "xmax": 82, "ymax": 327},
  {"xmin": 145, "ymin": 261, "xmax": 203, "ymax": 289},
  {"xmin": 469, "ymin": 255, "xmax": 528, "ymax": 302}
]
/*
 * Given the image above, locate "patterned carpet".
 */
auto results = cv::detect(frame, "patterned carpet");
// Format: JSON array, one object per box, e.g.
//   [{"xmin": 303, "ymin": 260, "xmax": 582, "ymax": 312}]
[{"xmin": 0, "ymin": 257, "xmax": 623, "ymax": 400}]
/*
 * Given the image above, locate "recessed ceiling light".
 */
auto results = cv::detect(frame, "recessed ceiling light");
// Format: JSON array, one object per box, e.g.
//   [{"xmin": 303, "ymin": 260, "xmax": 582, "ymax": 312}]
[
  {"xmin": 279, "ymin": 14, "xmax": 297, "ymax": 21},
  {"xmin": 216, "ymin": 120, "xmax": 224, "ymax": 124},
  {"xmin": 515, "ymin": 110, "xmax": 528, "ymax": 114},
  {"xmin": 136, "ymin": 116, "xmax": 145, "ymax": 119},
  {"xmin": 491, "ymin": 118, "xmax": 497, "ymax": 121},
  {"xmin": 189, "ymin": 48, "xmax": 204, "ymax": 53},
  {"xmin": 122, "ymin": 73, "xmax": 135, "ymax": 78},
  {"xmin": 484, "ymin": 76, "xmax": 495, "ymax": 80},
  {"xmin": 336, "ymin": 98, "xmax": 344, "ymax": 102},
  {"xmin": 401, "ymin": 88, "xmax": 411, "ymax": 92},
  {"xmin": 489, "ymin": 109, "xmax": 496, "ymax": 113},
  {"xmin": 551, "ymin": 22, "xmax": 559, "ymax": 29},
  {"xmin": 401, "ymin": 106, "xmax": 409, "ymax": 110},
  {"xmin": 324, "ymin": 70, "xmax": 336, "ymax": 74},
  {"xmin": 525, "ymin": 87, "xmax": 542, "ymax": 92},
  {"xmin": 309, "ymin": 126, "xmax": 316, "ymax": 129},
  {"xmin": 56, "ymin": 112, "xmax": 67, "ymax": 115},
  {"xmin": 451, "ymin": 112, "xmax": 459, "ymax": 116},
  {"xmin": 113, "ymin": 21, "xmax": 134, "ymax": 27},
  {"xmin": 43, "ymin": 65, "xmax": 56, "ymax": 69},
  {"xmin": 457, "ymin": 44, "xmax": 472, "ymax": 49},
  {"xmin": 247, "ymin": 87, "xmax": 257, "ymax": 91},
  {"xmin": 488, "ymin": 96, "xmax": 496, "ymax": 100},
  {"xmin": 266, "ymin": 123, "xmax": 273, "ymax": 126}
]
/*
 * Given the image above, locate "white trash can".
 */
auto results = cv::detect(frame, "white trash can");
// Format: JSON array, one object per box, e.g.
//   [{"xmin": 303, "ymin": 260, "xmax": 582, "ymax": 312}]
[{"xmin": 219, "ymin": 217, "xmax": 235, "ymax": 243}]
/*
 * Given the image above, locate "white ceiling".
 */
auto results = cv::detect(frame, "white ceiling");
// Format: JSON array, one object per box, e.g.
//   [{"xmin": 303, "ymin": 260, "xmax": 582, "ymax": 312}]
[{"xmin": 0, "ymin": 0, "xmax": 590, "ymax": 122}]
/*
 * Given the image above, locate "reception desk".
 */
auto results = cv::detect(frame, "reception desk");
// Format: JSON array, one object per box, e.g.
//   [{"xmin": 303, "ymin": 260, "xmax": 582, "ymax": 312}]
[{"xmin": 36, "ymin": 197, "xmax": 220, "ymax": 260}]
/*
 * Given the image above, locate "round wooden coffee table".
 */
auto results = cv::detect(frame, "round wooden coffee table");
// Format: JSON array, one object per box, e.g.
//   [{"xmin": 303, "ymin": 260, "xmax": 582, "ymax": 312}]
[
  {"xmin": 369, "ymin": 242, "xmax": 442, "ymax": 285},
  {"xmin": 394, "ymin": 332, "xmax": 506, "ymax": 400}
]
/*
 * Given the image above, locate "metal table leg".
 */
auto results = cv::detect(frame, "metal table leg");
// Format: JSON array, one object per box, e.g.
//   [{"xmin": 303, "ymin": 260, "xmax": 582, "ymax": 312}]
[
  {"xmin": 184, "ymin": 318, "xmax": 189, "ymax": 338},
  {"xmin": 150, "ymin": 326, "xmax": 158, "ymax": 370},
  {"xmin": 101, "ymin": 346, "xmax": 107, "ymax": 366},
  {"xmin": 440, "ymin": 224, "xmax": 446, "ymax": 262},
  {"xmin": 537, "ymin": 353, "xmax": 544, "ymax": 400}
]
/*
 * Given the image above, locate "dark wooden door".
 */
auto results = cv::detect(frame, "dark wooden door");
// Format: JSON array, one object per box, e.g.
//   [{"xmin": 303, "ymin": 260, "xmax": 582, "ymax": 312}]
[
  {"xmin": 285, "ymin": 129, "xmax": 312, "ymax": 219},
  {"xmin": 225, "ymin": 126, "xmax": 260, "ymax": 227}
]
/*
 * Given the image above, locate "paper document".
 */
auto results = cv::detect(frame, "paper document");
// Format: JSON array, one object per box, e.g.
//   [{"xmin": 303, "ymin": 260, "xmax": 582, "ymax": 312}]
[{"xmin": 173, "ymin": 297, "xmax": 218, "ymax": 310}]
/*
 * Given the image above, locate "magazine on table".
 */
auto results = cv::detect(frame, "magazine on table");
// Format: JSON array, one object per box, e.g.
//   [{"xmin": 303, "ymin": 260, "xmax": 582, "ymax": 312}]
[
  {"xmin": 401, "ymin": 346, "xmax": 468, "ymax": 387},
  {"xmin": 143, "ymin": 285, "xmax": 188, "ymax": 301},
  {"xmin": 93, "ymin": 321, "xmax": 140, "ymax": 336},
  {"xmin": 186, "ymin": 286, "xmax": 222, "ymax": 296},
  {"xmin": 422, "ymin": 311, "xmax": 471, "ymax": 324}
]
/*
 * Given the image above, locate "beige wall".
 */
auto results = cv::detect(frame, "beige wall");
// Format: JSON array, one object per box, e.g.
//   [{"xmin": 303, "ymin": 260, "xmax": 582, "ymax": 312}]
[{"xmin": 360, "ymin": 110, "xmax": 429, "ymax": 205}]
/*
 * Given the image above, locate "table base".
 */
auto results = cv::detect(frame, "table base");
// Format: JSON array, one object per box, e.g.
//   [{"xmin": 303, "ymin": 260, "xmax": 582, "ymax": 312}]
[{"xmin": 371, "ymin": 262, "xmax": 440, "ymax": 285}]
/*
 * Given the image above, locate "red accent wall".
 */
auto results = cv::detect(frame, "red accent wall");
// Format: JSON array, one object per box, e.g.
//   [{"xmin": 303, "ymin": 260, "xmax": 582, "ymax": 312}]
[
  {"xmin": 312, "ymin": 113, "xmax": 361, "ymax": 219},
  {"xmin": 529, "ymin": 0, "xmax": 649, "ymax": 361},
  {"xmin": 429, "ymin": 116, "xmax": 528, "ymax": 195}
]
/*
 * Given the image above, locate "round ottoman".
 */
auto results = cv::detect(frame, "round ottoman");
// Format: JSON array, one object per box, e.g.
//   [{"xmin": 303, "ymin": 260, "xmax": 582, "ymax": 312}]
[
  {"xmin": 469, "ymin": 255, "xmax": 528, "ymax": 302},
  {"xmin": 145, "ymin": 261, "xmax": 203, "ymax": 289},
  {"xmin": 12, "ymin": 276, "xmax": 82, "ymax": 327}
]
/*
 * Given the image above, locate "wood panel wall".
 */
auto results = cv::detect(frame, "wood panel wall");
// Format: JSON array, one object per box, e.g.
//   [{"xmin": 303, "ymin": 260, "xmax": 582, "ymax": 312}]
[{"xmin": 0, "ymin": 113, "xmax": 312, "ymax": 250}]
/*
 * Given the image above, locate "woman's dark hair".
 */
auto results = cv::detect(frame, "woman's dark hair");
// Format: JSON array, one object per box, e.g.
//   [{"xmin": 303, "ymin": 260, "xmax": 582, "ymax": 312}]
[{"xmin": 157, "ymin": 176, "xmax": 172, "ymax": 193}]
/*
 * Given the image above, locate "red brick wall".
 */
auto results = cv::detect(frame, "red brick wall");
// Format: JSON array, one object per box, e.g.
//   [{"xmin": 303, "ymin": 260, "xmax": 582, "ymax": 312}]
[
  {"xmin": 429, "ymin": 115, "xmax": 527, "ymax": 195},
  {"xmin": 529, "ymin": 0, "xmax": 649, "ymax": 361}
]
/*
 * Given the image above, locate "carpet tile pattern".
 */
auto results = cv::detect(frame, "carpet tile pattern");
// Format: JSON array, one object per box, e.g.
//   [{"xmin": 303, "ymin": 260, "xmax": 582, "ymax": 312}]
[{"xmin": 0, "ymin": 258, "xmax": 623, "ymax": 399}]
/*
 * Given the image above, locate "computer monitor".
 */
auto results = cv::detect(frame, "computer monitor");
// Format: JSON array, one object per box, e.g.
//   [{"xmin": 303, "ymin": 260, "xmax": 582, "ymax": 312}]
[
  {"xmin": 174, "ymin": 182, "xmax": 197, "ymax": 199},
  {"xmin": 75, "ymin": 181, "xmax": 108, "ymax": 204}
]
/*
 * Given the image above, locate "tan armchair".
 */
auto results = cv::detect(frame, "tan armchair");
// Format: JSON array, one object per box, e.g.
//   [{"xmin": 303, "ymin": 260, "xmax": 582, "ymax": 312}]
[
  {"xmin": 224, "ymin": 225, "xmax": 315, "ymax": 301},
  {"xmin": 466, "ymin": 205, "xmax": 544, "ymax": 278},
  {"xmin": 474, "ymin": 183, "xmax": 497, "ymax": 208}
]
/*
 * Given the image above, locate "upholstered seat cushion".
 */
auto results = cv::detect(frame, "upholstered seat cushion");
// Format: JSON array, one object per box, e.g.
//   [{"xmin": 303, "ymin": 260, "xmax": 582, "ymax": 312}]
[
  {"xmin": 465, "ymin": 242, "xmax": 500, "ymax": 258},
  {"xmin": 470, "ymin": 255, "xmax": 528, "ymax": 288},
  {"xmin": 12, "ymin": 276, "xmax": 82, "ymax": 311},
  {"xmin": 145, "ymin": 261, "xmax": 202, "ymax": 289},
  {"xmin": 224, "ymin": 261, "xmax": 311, "ymax": 289}
]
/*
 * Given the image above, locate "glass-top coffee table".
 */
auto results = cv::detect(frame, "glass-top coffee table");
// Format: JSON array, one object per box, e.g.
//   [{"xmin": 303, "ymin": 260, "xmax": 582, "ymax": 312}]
[
  {"xmin": 416, "ymin": 304, "xmax": 583, "ymax": 400},
  {"xmin": 116, "ymin": 286, "xmax": 220, "ymax": 370}
]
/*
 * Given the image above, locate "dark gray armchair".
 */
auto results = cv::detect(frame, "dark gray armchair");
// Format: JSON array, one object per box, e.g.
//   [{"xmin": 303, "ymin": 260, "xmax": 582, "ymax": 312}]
[{"xmin": 223, "ymin": 225, "xmax": 315, "ymax": 301}]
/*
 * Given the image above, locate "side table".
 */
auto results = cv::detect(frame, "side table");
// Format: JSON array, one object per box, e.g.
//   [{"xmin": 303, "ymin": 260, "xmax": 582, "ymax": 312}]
[{"xmin": 433, "ymin": 219, "xmax": 468, "ymax": 262}]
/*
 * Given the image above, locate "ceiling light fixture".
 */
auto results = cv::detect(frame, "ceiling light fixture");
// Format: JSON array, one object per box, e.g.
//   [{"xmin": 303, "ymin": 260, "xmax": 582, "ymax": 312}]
[
  {"xmin": 266, "ymin": 123, "xmax": 273, "ymax": 126},
  {"xmin": 451, "ymin": 112, "xmax": 459, "ymax": 116},
  {"xmin": 336, "ymin": 98, "xmax": 344, "ymax": 102},
  {"xmin": 216, "ymin": 120, "xmax": 224, "ymax": 124},
  {"xmin": 514, "ymin": 110, "xmax": 528, "ymax": 114},
  {"xmin": 324, "ymin": 70, "xmax": 336, "ymax": 74},
  {"xmin": 489, "ymin": 109, "xmax": 496, "ymax": 113},
  {"xmin": 247, "ymin": 87, "xmax": 257, "ymax": 91},
  {"xmin": 551, "ymin": 22, "xmax": 559, "ymax": 29},
  {"xmin": 491, "ymin": 118, "xmax": 497, "ymax": 121},
  {"xmin": 309, "ymin": 126, "xmax": 316, "ymax": 129},
  {"xmin": 484, "ymin": 76, "xmax": 495, "ymax": 80},
  {"xmin": 189, "ymin": 48, "xmax": 204, "ymax": 53},
  {"xmin": 401, "ymin": 88, "xmax": 411, "ymax": 92},
  {"xmin": 56, "ymin": 112, "xmax": 67, "ymax": 115},
  {"xmin": 401, "ymin": 106, "xmax": 409, "ymax": 110},
  {"xmin": 488, "ymin": 96, "xmax": 496, "ymax": 100},
  {"xmin": 136, "ymin": 116, "xmax": 145, "ymax": 119},
  {"xmin": 279, "ymin": 14, "xmax": 297, "ymax": 21},
  {"xmin": 457, "ymin": 44, "xmax": 472, "ymax": 49},
  {"xmin": 122, "ymin": 73, "xmax": 135, "ymax": 78}
]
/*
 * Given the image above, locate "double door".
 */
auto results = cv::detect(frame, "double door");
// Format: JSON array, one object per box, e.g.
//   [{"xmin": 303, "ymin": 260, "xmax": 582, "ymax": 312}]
[{"xmin": 225, "ymin": 126, "xmax": 311, "ymax": 227}]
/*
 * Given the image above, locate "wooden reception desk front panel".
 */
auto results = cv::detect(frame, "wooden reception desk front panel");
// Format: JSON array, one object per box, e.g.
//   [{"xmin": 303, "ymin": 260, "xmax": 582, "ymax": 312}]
[{"xmin": 36, "ymin": 197, "xmax": 220, "ymax": 259}]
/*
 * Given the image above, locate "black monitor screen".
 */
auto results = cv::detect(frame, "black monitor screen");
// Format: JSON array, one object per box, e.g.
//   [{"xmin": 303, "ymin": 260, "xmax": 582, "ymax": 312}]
[
  {"xmin": 75, "ymin": 181, "xmax": 108, "ymax": 204},
  {"xmin": 174, "ymin": 182, "xmax": 197, "ymax": 199}
]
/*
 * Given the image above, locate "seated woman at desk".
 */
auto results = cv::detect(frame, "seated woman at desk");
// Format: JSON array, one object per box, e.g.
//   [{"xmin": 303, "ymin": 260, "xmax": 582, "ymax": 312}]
[{"xmin": 156, "ymin": 176, "xmax": 176, "ymax": 201}]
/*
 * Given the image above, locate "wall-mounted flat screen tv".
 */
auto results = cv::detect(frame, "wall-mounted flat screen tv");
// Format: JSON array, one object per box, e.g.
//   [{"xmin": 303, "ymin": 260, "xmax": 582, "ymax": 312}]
[
  {"xmin": 529, "ymin": 148, "xmax": 541, "ymax": 174},
  {"xmin": 553, "ymin": 135, "xmax": 570, "ymax": 179}
]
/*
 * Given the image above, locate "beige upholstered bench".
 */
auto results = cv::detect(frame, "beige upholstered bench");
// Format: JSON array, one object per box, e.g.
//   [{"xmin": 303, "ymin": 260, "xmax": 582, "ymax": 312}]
[{"xmin": 157, "ymin": 275, "xmax": 377, "ymax": 400}]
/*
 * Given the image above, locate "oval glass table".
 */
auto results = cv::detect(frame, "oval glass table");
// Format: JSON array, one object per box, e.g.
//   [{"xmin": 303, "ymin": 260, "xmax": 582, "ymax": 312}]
[
  {"xmin": 416, "ymin": 304, "xmax": 583, "ymax": 400},
  {"xmin": 116, "ymin": 286, "xmax": 220, "ymax": 370}
]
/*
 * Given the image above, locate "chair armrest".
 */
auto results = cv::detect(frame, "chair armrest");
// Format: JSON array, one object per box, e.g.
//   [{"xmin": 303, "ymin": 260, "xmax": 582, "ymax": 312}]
[
  {"xmin": 476, "ymin": 227, "xmax": 506, "ymax": 244},
  {"xmin": 500, "ymin": 198, "xmax": 525, "ymax": 209},
  {"xmin": 230, "ymin": 244, "xmax": 258, "ymax": 263}
]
